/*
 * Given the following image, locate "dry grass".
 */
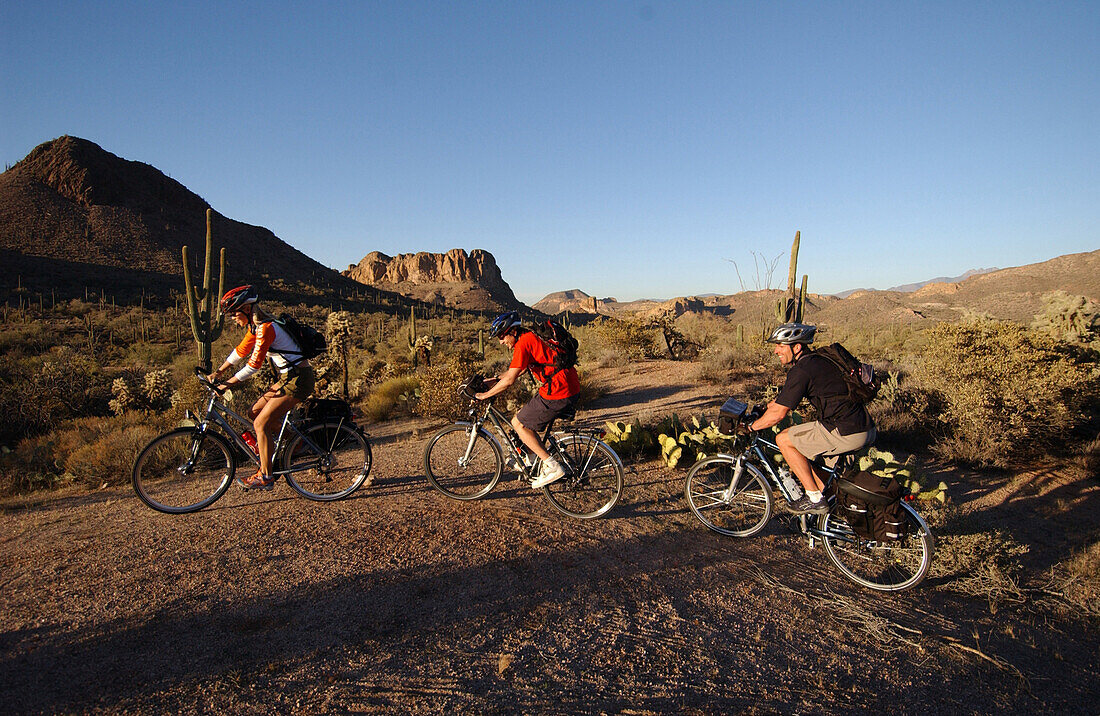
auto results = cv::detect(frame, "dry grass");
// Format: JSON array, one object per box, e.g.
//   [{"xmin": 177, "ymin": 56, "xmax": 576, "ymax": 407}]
[{"xmin": 1052, "ymin": 541, "xmax": 1100, "ymax": 618}]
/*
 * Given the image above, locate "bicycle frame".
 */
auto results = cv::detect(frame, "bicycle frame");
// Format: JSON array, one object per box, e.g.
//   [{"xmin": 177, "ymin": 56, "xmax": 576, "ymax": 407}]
[
  {"xmin": 190, "ymin": 384, "xmax": 338, "ymax": 478},
  {"xmin": 717, "ymin": 432, "xmax": 855, "ymax": 543},
  {"xmin": 455, "ymin": 399, "xmax": 605, "ymax": 480}
]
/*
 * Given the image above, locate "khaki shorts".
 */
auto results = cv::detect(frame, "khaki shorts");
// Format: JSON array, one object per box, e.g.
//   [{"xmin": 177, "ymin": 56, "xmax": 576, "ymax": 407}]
[
  {"xmin": 786, "ymin": 420, "xmax": 876, "ymax": 461},
  {"xmin": 274, "ymin": 364, "xmax": 315, "ymax": 400}
]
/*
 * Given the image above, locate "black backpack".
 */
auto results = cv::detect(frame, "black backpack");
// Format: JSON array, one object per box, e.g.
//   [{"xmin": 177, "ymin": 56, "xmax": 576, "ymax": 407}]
[
  {"xmin": 529, "ymin": 319, "xmax": 579, "ymax": 381},
  {"xmin": 836, "ymin": 471, "xmax": 909, "ymax": 541},
  {"xmin": 276, "ymin": 314, "xmax": 327, "ymax": 363},
  {"xmin": 813, "ymin": 343, "xmax": 879, "ymax": 403}
]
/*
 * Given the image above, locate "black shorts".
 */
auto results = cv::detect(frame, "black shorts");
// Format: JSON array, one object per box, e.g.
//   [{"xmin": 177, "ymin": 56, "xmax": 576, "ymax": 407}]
[{"xmin": 517, "ymin": 394, "xmax": 578, "ymax": 432}]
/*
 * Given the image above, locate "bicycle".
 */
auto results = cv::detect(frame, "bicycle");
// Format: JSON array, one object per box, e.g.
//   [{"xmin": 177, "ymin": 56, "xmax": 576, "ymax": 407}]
[
  {"xmin": 683, "ymin": 399, "xmax": 934, "ymax": 591},
  {"xmin": 132, "ymin": 368, "xmax": 373, "ymax": 513},
  {"xmin": 423, "ymin": 376, "xmax": 624, "ymax": 519}
]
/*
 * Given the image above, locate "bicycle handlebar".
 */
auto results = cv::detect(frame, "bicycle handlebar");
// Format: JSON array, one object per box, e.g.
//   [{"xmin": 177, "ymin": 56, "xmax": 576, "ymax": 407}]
[{"xmin": 193, "ymin": 367, "xmax": 226, "ymax": 395}]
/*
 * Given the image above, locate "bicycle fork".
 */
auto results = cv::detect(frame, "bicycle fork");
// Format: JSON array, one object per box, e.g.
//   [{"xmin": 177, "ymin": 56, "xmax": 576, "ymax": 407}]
[
  {"xmin": 459, "ymin": 425, "xmax": 482, "ymax": 468},
  {"xmin": 722, "ymin": 457, "xmax": 746, "ymax": 502}
]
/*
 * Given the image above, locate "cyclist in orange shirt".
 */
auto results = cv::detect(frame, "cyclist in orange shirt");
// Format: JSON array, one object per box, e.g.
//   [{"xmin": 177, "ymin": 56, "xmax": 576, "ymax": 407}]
[
  {"xmin": 475, "ymin": 312, "xmax": 579, "ymax": 488},
  {"xmin": 207, "ymin": 285, "xmax": 315, "ymax": 490}
]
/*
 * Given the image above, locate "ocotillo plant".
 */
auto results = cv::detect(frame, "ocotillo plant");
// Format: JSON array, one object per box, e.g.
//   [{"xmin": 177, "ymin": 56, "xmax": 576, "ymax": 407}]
[{"xmin": 182, "ymin": 209, "xmax": 226, "ymax": 373}]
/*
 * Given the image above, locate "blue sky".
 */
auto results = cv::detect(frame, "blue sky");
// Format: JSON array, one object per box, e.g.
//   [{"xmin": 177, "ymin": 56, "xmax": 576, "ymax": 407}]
[{"xmin": 3, "ymin": 2, "xmax": 1097, "ymax": 304}]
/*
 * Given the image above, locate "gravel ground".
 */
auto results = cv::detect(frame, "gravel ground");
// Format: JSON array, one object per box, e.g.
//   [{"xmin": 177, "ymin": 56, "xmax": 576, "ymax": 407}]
[{"xmin": 2, "ymin": 361, "xmax": 1097, "ymax": 714}]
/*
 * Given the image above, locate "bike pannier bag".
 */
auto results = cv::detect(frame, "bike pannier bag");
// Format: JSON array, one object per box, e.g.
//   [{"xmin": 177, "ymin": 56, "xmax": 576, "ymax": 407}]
[
  {"xmin": 836, "ymin": 471, "xmax": 908, "ymax": 541},
  {"xmin": 301, "ymin": 397, "xmax": 354, "ymax": 426}
]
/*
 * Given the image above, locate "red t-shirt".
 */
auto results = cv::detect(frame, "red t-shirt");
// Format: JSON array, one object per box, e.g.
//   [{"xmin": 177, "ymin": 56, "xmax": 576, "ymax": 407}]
[{"xmin": 509, "ymin": 331, "xmax": 580, "ymax": 400}]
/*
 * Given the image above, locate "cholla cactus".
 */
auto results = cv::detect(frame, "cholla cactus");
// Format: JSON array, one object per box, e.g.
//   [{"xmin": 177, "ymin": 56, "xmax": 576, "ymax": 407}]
[
  {"xmin": 1031, "ymin": 291, "xmax": 1100, "ymax": 345},
  {"xmin": 142, "ymin": 369, "xmax": 173, "ymax": 410},
  {"xmin": 109, "ymin": 376, "xmax": 137, "ymax": 415},
  {"xmin": 325, "ymin": 311, "xmax": 353, "ymax": 398}
]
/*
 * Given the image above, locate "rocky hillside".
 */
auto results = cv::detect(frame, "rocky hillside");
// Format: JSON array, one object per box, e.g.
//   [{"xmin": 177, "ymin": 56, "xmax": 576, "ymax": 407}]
[
  {"xmin": 344, "ymin": 248, "xmax": 525, "ymax": 312},
  {"xmin": 0, "ymin": 136, "xmax": 372, "ymax": 304}
]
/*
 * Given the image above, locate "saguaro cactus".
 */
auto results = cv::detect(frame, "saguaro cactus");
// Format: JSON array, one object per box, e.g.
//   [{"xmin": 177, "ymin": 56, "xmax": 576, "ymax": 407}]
[
  {"xmin": 780, "ymin": 231, "xmax": 809, "ymax": 323},
  {"xmin": 182, "ymin": 209, "xmax": 226, "ymax": 373}
]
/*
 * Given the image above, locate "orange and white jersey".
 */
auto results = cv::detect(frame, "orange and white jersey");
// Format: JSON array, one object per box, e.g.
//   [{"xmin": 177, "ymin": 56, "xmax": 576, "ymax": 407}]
[{"xmin": 225, "ymin": 321, "xmax": 303, "ymax": 382}]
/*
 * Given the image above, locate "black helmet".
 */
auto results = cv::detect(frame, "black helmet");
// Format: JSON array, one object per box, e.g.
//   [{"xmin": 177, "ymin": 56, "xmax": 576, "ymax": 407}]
[
  {"xmin": 766, "ymin": 322, "xmax": 816, "ymax": 345},
  {"xmin": 489, "ymin": 311, "xmax": 522, "ymax": 338},
  {"xmin": 220, "ymin": 285, "xmax": 258, "ymax": 314}
]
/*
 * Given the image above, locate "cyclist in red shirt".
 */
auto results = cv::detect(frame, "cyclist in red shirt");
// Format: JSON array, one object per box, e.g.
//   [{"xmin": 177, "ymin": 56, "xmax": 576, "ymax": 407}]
[{"xmin": 475, "ymin": 311, "xmax": 580, "ymax": 488}]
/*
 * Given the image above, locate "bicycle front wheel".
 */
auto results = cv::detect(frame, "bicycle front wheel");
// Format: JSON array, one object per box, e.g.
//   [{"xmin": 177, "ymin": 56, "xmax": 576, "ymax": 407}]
[
  {"xmin": 543, "ymin": 435, "xmax": 624, "ymax": 519},
  {"xmin": 821, "ymin": 502, "xmax": 934, "ymax": 592},
  {"xmin": 132, "ymin": 428, "xmax": 235, "ymax": 514},
  {"xmin": 283, "ymin": 423, "xmax": 372, "ymax": 501},
  {"xmin": 684, "ymin": 456, "xmax": 773, "ymax": 537},
  {"xmin": 424, "ymin": 425, "xmax": 503, "ymax": 500}
]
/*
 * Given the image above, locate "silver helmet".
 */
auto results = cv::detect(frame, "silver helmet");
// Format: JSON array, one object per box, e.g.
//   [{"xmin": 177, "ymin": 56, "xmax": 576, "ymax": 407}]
[{"xmin": 766, "ymin": 322, "xmax": 817, "ymax": 345}]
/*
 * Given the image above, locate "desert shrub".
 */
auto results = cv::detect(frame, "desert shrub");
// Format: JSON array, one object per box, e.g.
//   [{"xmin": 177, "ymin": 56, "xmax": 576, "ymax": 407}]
[
  {"xmin": 0, "ymin": 411, "xmax": 170, "ymax": 494},
  {"xmin": 1053, "ymin": 541, "xmax": 1100, "ymax": 617},
  {"xmin": 594, "ymin": 319, "xmax": 661, "ymax": 361},
  {"xmin": 415, "ymin": 350, "xmax": 482, "ymax": 421},
  {"xmin": 695, "ymin": 342, "xmax": 771, "ymax": 385},
  {"xmin": 361, "ymin": 375, "xmax": 420, "ymax": 423},
  {"xmin": 0, "ymin": 348, "xmax": 112, "ymax": 445},
  {"xmin": 573, "ymin": 371, "xmax": 608, "ymax": 409},
  {"xmin": 914, "ymin": 320, "xmax": 1100, "ymax": 467},
  {"xmin": 928, "ymin": 506, "xmax": 1030, "ymax": 610}
]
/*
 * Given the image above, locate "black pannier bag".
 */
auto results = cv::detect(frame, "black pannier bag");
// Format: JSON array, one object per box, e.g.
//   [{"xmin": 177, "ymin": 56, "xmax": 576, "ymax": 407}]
[
  {"xmin": 717, "ymin": 397, "xmax": 748, "ymax": 435},
  {"xmin": 300, "ymin": 397, "xmax": 355, "ymax": 426},
  {"xmin": 836, "ymin": 471, "xmax": 909, "ymax": 541}
]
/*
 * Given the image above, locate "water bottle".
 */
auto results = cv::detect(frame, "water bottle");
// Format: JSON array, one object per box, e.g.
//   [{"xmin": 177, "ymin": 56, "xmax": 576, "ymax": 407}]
[
  {"xmin": 778, "ymin": 466, "xmax": 803, "ymax": 499},
  {"xmin": 241, "ymin": 430, "xmax": 258, "ymax": 454}
]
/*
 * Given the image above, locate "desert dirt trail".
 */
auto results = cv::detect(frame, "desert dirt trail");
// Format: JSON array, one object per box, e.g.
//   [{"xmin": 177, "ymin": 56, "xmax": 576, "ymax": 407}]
[{"xmin": 1, "ymin": 360, "xmax": 1097, "ymax": 714}]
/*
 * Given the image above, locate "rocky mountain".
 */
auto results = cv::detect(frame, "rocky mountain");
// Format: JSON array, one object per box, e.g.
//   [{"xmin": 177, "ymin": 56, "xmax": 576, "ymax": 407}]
[
  {"xmin": 343, "ymin": 249, "xmax": 524, "ymax": 312},
  {"xmin": 0, "ymin": 136, "xmax": 374, "ymax": 304}
]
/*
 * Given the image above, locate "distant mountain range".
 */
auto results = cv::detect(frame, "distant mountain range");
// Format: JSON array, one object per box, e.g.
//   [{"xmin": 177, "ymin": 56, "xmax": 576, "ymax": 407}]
[{"xmin": 833, "ymin": 268, "xmax": 1000, "ymax": 298}]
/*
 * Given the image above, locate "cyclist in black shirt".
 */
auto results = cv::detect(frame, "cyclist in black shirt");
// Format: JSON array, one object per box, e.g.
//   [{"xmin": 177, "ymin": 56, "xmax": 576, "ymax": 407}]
[{"xmin": 747, "ymin": 322, "xmax": 877, "ymax": 514}]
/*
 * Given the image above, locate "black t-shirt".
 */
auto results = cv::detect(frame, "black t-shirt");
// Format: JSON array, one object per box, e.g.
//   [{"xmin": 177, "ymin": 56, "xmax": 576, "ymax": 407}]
[{"xmin": 775, "ymin": 352, "xmax": 873, "ymax": 435}]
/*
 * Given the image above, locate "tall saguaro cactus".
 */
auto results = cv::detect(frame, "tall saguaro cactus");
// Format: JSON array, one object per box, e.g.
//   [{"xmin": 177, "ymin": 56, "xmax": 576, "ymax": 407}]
[
  {"xmin": 182, "ymin": 209, "xmax": 226, "ymax": 373},
  {"xmin": 781, "ymin": 231, "xmax": 808, "ymax": 323}
]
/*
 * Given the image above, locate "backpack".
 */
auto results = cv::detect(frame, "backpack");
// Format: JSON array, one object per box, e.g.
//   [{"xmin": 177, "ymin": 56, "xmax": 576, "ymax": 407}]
[
  {"xmin": 813, "ymin": 343, "xmax": 879, "ymax": 403},
  {"xmin": 276, "ymin": 314, "xmax": 327, "ymax": 363},
  {"xmin": 529, "ymin": 319, "xmax": 579, "ymax": 382},
  {"xmin": 835, "ymin": 471, "xmax": 909, "ymax": 541}
]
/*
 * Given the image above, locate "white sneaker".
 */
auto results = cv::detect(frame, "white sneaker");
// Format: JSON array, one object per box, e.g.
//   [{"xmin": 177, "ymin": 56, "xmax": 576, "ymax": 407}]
[{"xmin": 530, "ymin": 457, "xmax": 565, "ymax": 488}]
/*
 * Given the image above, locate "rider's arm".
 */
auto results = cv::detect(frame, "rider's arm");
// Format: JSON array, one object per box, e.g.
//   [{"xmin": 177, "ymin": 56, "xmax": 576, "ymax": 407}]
[
  {"xmin": 749, "ymin": 401, "xmax": 790, "ymax": 431},
  {"xmin": 475, "ymin": 366, "xmax": 523, "ymax": 400}
]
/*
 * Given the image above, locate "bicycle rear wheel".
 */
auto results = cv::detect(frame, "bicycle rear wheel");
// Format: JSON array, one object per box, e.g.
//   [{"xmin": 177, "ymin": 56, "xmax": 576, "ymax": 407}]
[
  {"xmin": 821, "ymin": 502, "xmax": 934, "ymax": 591},
  {"xmin": 132, "ymin": 428, "xmax": 235, "ymax": 514},
  {"xmin": 543, "ymin": 435, "xmax": 623, "ymax": 519},
  {"xmin": 283, "ymin": 422, "xmax": 372, "ymax": 501},
  {"xmin": 424, "ymin": 425, "xmax": 503, "ymax": 500},
  {"xmin": 684, "ymin": 457, "xmax": 773, "ymax": 537}
]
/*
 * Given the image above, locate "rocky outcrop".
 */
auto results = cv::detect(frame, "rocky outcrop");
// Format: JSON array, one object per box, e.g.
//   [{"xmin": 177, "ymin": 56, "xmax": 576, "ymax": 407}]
[{"xmin": 344, "ymin": 248, "xmax": 523, "ymax": 311}]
